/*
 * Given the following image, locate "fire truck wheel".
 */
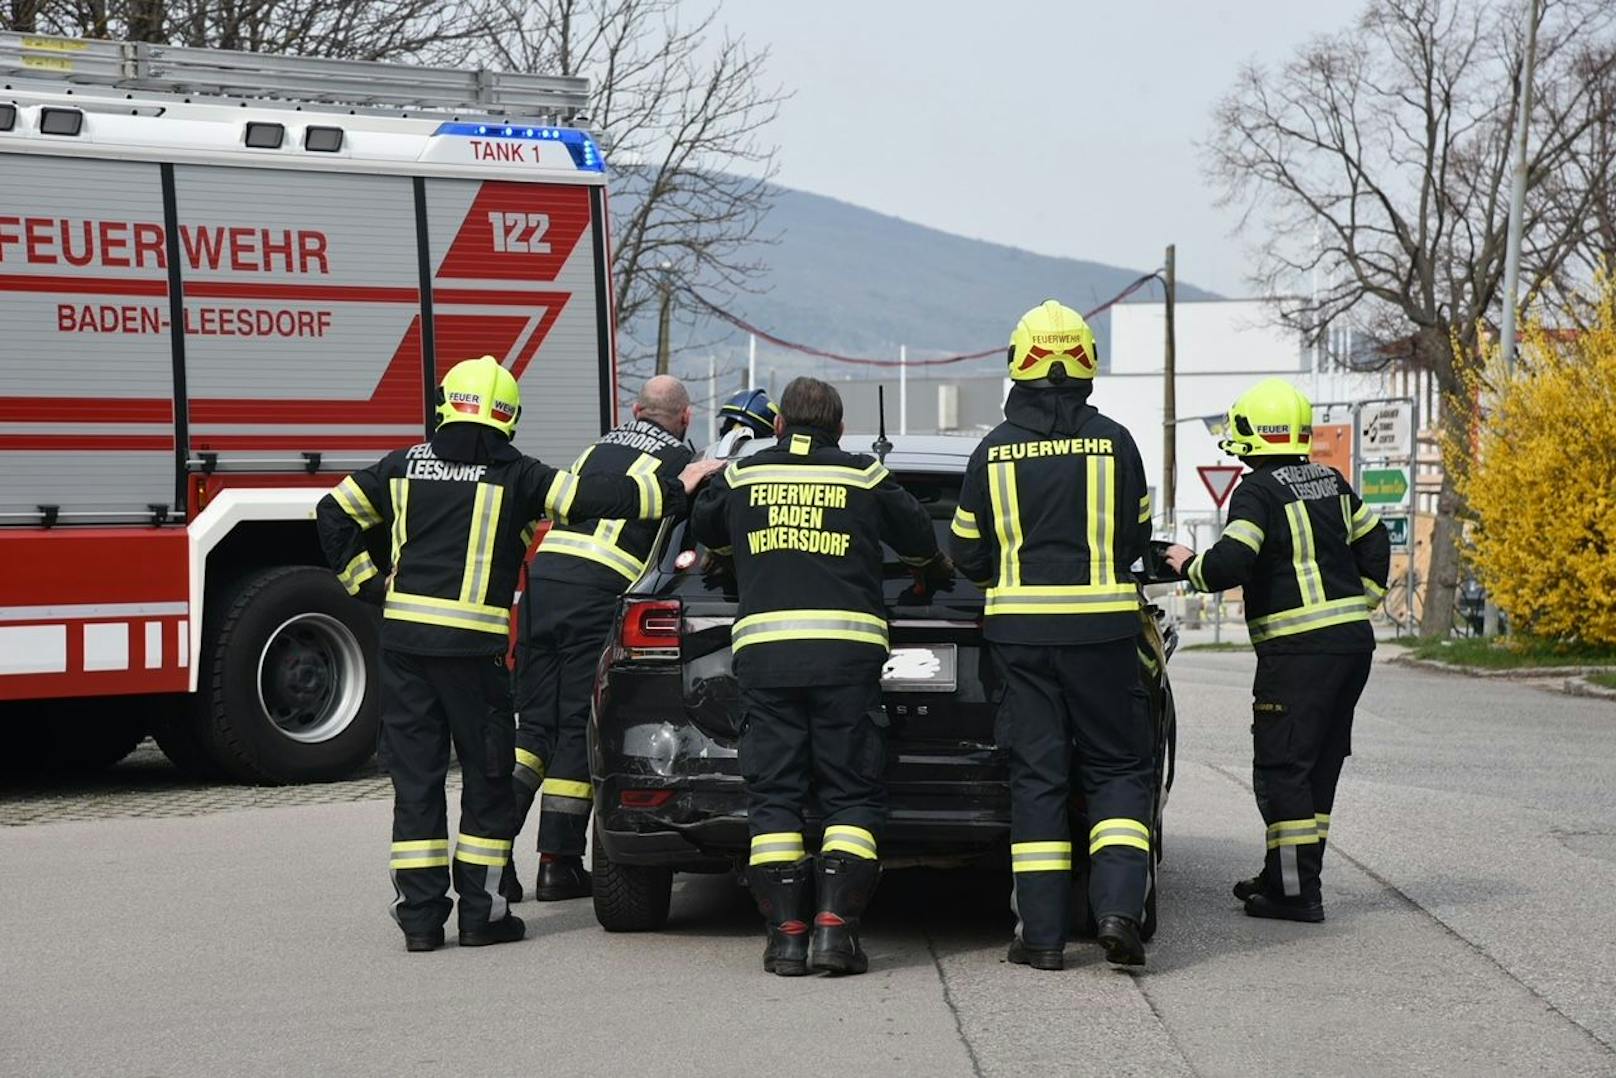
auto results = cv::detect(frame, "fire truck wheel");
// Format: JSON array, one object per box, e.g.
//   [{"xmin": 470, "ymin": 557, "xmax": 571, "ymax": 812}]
[{"xmin": 194, "ymin": 565, "xmax": 381, "ymax": 784}]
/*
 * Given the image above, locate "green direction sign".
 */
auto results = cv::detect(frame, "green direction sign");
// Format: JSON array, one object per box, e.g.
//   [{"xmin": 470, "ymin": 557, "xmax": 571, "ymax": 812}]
[
  {"xmin": 1382, "ymin": 514, "xmax": 1410, "ymax": 552},
  {"xmin": 1361, "ymin": 467, "xmax": 1410, "ymax": 505}
]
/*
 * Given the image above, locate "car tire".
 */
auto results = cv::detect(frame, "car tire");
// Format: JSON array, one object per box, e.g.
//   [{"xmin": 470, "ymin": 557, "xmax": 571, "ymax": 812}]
[
  {"xmin": 191, "ymin": 566, "xmax": 381, "ymax": 784},
  {"xmin": 592, "ymin": 822, "xmax": 673, "ymax": 932}
]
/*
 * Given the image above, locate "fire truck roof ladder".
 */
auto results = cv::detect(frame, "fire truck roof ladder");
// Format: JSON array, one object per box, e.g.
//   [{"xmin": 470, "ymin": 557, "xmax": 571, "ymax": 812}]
[{"xmin": 0, "ymin": 32, "xmax": 592, "ymax": 125}]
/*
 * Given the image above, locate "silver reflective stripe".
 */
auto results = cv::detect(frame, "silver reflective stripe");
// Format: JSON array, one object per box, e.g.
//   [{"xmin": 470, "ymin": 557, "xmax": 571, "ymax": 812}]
[
  {"xmin": 1251, "ymin": 598, "xmax": 1371, "ymax": 640},
  {"xmin": 984, "ymin": 588, "xmax": 1137, "ymax": 609},
  {"xmin": 1009, "ymin": 850, "xmax": 1070, "ymax": 868},
  {"xmin": 485, "ymin": 863, "xmax": 508, "ymax": 924},
  {"xmin": 514, "ymin": 761, "xmax": 543, "ymax": 790},
  {"xmin": 824, "ymin": 830, "xmax": 876, "ymax": 856},
  {"xmin": 1287, "ymin": 502, "xmax": 1325, "ymax": 606},
  {"xmin": 750, "ymin": 839, "xmax": 804, "ymax": 858},
  {"xmin": 390, "ymin": 847, "xmax": 447, "ymax": 868},
  {"xmin": 383, "ymin": 598, "xmax": 509, "ymax": 630},
  {"xmin": 456, "ymin": 836, "xmax": 510, "ymax": 862},
  {"xmin": 1090, "ymin": 826, "xmax": 1149, "ymax": 848},
  {"xmin": 463, "ymin": 484, "xmax": 501, "ymax": 606},
  {"xmin": 540, "ymin": 793, "xmax": 592, "ymax": 815},
  {"xmin": 1280, "ymin": 845, "xmax": 1301, "ymax": 897},
  {"xmin": 730, "ymin": 614, "xmax": 887, "ymax": 647}
]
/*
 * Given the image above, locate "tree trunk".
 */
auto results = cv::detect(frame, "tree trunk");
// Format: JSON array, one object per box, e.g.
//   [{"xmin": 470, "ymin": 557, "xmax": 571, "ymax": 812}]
[{"xmin": 1420, "ymin": 379, "xmax": 1473, "ymax": 637}]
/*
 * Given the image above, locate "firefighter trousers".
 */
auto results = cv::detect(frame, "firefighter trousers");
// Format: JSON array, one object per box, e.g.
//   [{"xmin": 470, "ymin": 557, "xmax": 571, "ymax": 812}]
[
  {"xmin": 740, "ymin": 680, "xmax": 888, "ymax": 868},
  {"xmin": 380, "ymin": 649, "xmax": 517, "ymax": 936},
  {"xmin": 997, "ymin": 637, "xmax": 1153, "ymax": 949},
  {"xmin": 1250, "ymin": 650, "xmax": 1373, "ymax": 902},
  {"xmin": 512, "ymin": 577, "xmax": 619, "ymax": 858}
]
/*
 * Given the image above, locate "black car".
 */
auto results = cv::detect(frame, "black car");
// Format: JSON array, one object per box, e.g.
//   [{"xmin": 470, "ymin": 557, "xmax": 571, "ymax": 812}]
[{"xmin": 586, "ymin": 435, "xmax": 1179, "ymax": 936}]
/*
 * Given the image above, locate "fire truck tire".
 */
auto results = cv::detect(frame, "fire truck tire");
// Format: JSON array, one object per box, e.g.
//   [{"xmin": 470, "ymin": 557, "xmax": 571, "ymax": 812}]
[
  {"xmin": 194, "ymin": 565, "xmax": 381, "ymax": 784},
  {"xmin": 151, "ymin": 703, "xmax": 226, "ymax": 779}
]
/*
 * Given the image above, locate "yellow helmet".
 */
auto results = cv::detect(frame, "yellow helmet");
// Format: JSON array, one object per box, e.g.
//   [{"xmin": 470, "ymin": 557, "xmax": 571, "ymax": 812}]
[
  {"xmin": 1008, "ymin": 300, "xmax": 1098, "ymax": 383},
  {"xmin": 436, "ymin": 355, "xmax": 522, "ymax": 437},
  {"xmin": 1219, "ymin": 378, "xmax": 1313, "ymax": 458}
]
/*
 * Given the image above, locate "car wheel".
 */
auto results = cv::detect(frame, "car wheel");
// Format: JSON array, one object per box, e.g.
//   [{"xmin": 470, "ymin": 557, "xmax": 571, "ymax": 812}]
[
  {"xmin": 591, "ymin": 822, "xmax": 673, "ymax": 932},
  {"xmin": 191, "ymin": 566, "xmax": 381, "ymax": 784}
]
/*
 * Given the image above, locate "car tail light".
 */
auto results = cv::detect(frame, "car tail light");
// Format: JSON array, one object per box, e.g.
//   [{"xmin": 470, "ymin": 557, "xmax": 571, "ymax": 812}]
[
  {"xmin": 620, "ymin": 788, "xmax": 675, "ymax": 809},
  {"xmin": 617, "ymin": 598, "xmax": 682, "ymax": 661}
]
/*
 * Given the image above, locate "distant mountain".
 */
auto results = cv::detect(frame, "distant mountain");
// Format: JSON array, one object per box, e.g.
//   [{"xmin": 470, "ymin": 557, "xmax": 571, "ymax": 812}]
[{"xmin": 625, "ymin": 184, "xmax": 1219, "ymax": 381}]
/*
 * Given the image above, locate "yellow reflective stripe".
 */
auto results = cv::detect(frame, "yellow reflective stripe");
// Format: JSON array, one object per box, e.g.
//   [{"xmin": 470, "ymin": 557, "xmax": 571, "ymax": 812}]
[
  {"xmin": 1137, "ymin": 647, "xmax": 1160, "ymax": 675},
  {"xmin": 1187, "ymin": 553, "xmax": 1209, "ymax": 592},
  {"xmin": 1248, "ymin": 596, "xmax": 1372, "ymax": 643},
  {"xmin": 544, "ymin": 470, "xmax": 580, "ymax": 522},
  {"xmin": 749, "ymin": 831, "xmax": 806, "ymax": 865},
  {"xmin": 1286, "ymin": 501, "xmax": 1325, "ymax": 607},
  {"xmin": 1223, "ymin": 519, "xmax": 1265, "ymax": 553},
  {"xmin": 390, "ymin": 837, "xmax": 449, "ymax": 870},
  {"xmin": 1361, "ymin": 577, "xmax": 1387, "ymax": 609},
  {"xmin": 1266, "ymin": 818, "xmax": 1320, "ymax": 849},
  {"xmin": 950, "ymin": 506, "xmax": 981, "ymax": 540},
  {"xmin": 454, "ymin": 832, "xmax": 513, "ymax": 867},
  {"xmin": 1268, "ymin": 819, "xmax": 1316, "ymax": 832},
  {"xmin": 388, "ymin": 477, "xmax": 410, "ymax": 569},
  {"xmin": 1349, "ymin": 505, "xmax": 1382, "ymax": 543},
  {"xmin": 337, "ymin": 551, "xmax": 378, "ymax": 595},
  {"xmin": 629, "ymin": 452, "xmax": 663, "ymax": 519},
  {"xmin": 540, "ymin": 777, "xmax": 592, "ymax": 801},
  {"xmin": 1138, "ymin": 492, "xmax": 1152, "ymax": 524},
  {"xmin": 1315, "ymin": 813, "xmax": 1331, "ymax": 840},
  {"xmin": 1085, "ymin": 455, "xmax": 1115, "ymax": 586},
  {"xmin": 458, "ymin": 482, "xmax": 504, "ymax": 606},
  {"xmin": 983, "ymin": 583, "xmax": 1139, "ymax": 616},
  {"xmin": 1089, "ymin": 817, "xmax": 1150, "ymax": 855},
  {"xmin": 731, "ymin": 609, "xmax": 888, "ymax": 652},
  {"xmin": 514, "ymin": 747, "xmax": 544, "ymax": 777},
  {"xmin": 520, "ymin": 521, "xmax": 538, "ymax": 548},
  {"xmin": 724, "ymin": 461, "xmax": 888, "ymax": 489},
  {"xmin": 383, "ymin": 590, "xmax": 510, "ymax": 635},
  {"xmin": 1010, "ymin": 840, "xmax": 1072, "ymax": 873},
  {"xmin": 570, "ymin": 445, "xmax": 596, "ymax": 472},
  {"xmin": 789, "ymin": 433, "xmax": 811, "ymax": 455},
  {"xmin": 333, "ymin": 476, "xmax": 381, "ymax": 528},
  {"xmin": 822, "ymin": 824, "xmax": 877, "ymax": 859},
  {"xmin": 988, "ymin": 461, "xmax": 1022, "ymax": 588},
  {"xmin": 538, "ymin": 530, "xmax": 646, "ymax": 583}
]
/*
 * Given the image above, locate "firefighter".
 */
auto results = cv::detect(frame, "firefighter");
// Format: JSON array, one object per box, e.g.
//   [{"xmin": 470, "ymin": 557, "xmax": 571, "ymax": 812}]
[
  {"xmin": 1164, "ymin": 378, "xmax": 1389, "ymax": 923},
  {"xmin": 691, "ymin": 377, "xmax": 952, "ymax": 977},
  {"xmin": 951, "ymin": 300, "xmax": 1155, "ymax": 971},
  {"xmin": 316, "ymin": 356, "xmax": 720, "ymax": 952},
  {"xmin": 708, "ymin": 387, "xmax": 779, "ymax": 459},
  {"xmin": 501, "ymin": 375, "xmax": 696, "ymax": 904}
]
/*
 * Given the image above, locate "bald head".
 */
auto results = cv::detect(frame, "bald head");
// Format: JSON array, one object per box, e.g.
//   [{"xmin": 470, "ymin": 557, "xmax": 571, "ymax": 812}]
[{"xmin": 634, "ymin": 375, "xmax": 692, "ymax": 436}]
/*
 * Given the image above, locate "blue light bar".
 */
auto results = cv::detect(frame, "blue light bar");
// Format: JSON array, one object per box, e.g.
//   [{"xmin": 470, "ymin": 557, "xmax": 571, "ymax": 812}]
[{"xmin": 432, "ymin": 121, "xmax": 604, "ymax": 172}]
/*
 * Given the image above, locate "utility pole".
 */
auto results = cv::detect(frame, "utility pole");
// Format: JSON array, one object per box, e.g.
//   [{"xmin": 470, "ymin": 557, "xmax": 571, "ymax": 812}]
[
  {"xmin": 1163, "ymin": 244, "xmax": 1178, "ymax": 530},
  {"xmin": 899, "ymin": 344, "xmax": 908, "ymax": 436},
  {"xmin": 747, "ymin": 333, "xmax": 757, "ymax": 389},
  {"xmin": 1485, "ymin": 0, "xmax": 1540, "ymax": 637},
  {"xmin": 707, "ymin": 353, "xmax": 718, "ymax": 444},
  {"xmin": 655, "ymin": 261, "xmax": 674, "ymax": 376}
]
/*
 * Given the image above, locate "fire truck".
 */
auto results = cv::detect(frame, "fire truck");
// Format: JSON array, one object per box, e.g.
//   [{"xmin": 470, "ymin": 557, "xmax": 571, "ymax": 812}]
[{"xmin": 0, "ymin": 33, "xmax": 617, "ymax": 782}]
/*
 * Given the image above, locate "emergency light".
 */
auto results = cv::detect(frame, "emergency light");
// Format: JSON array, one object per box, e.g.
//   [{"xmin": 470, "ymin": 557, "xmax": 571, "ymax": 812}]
[{"xmin": 432, "ymin": 121, "xmax": 604, "ymax": 172}]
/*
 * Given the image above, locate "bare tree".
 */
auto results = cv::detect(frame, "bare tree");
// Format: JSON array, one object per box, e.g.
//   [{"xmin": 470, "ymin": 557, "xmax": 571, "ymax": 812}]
[
  {"xmin": 11, "ymin": 1, "xmax": 479, "ymax": 60},
  {"xmin": 1207, "ymin": 0, "xmax": 1616, "ymax": 635},
  {"xmin": 473, "ymin": 0, "xmax": 785, "ymax": 378}
]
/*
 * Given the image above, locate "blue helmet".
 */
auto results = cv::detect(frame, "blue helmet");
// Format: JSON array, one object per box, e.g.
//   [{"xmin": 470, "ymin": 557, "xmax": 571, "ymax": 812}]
[{"xmin": 718, "ymin": 388, "xmax": 779, "ymax": 437}]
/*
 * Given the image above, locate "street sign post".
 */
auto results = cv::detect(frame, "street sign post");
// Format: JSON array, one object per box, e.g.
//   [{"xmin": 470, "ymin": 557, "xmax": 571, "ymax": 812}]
[
  {"xmin": 1382, "ymin": 514, "xmax": 1410, "ymax": 552},
  {"xmin": 1360, "ymin": 402, "xmax": 1414, "ymax": 458},
  {"xmin": 1361, "ymin": 467, "xmax": 1411, "ymax": 508},
  {"xmin": 1197, "ymin": 465, "xmax": 1243, "ymax": 508}
]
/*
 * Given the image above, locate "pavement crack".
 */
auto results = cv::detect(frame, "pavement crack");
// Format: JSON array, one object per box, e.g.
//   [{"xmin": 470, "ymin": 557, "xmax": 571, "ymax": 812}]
[
  {"xmin": 1127, "ymin": 972, "xmax": 1204, "ymax": 1078},
  {"xmin": 1206, "ymin": 762, "xmax": 1616, "ymax": 1058},
  {"xmin": 923, "ymin": 926, "xmax": 986, "ymax": 1078}
]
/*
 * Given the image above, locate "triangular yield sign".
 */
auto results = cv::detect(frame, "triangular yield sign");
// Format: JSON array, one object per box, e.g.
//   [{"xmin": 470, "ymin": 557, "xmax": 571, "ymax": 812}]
[{"xmin": 1197, "ymin": 465, "xmax": 1244, "ymax": 508}]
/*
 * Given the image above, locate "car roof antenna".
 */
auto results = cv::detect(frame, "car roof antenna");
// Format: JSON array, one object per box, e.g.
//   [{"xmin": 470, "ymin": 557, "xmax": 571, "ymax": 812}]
[{"xmin": 873, "ymin": 385, "xmax": 893, "ymax": 463}]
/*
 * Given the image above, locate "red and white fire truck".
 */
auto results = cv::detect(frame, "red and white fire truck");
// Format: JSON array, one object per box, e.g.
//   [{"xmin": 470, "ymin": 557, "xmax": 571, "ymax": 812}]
[{"xmin": 0, "ymin": 33, "xmax": 618, "ymax": 782}]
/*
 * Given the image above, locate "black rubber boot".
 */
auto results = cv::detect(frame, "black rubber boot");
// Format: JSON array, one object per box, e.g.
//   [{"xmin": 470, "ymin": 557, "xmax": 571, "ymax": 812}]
[
  {"xmin": 1007, "ymin": 938, "xmax": 1065, "ymax": 971},
  {"xmin": 1232, "ymin": 872, "xmax": 1266, "ymax": 902},
  {"xmin": 1096, "ymin": 915, "xmax": 1146, "ymax": 967},
  {"xmin": 808, "ymin": 854, "xmax": 880, "ymax": 976},
  {"xmin": 459, "ymin": 913, "xmax": 527, "ymax": 947},
  {"xmin": 534, "ymin": 856, "xmax": 592, "ymax": 901},
  {"xmin": 499, "ymin": 860, "xmax": 524, "ymax": 904},
  {"xmin": 748, "ymin": 859, "xmax": 814, "ymax": 976},
  {"xmin": 403, "ymin": 926, "xmax": 444, "ymax": 953},
  {"xmin": 1244, "ymin": 893, "xmax": 1325, "ymax": 923}
]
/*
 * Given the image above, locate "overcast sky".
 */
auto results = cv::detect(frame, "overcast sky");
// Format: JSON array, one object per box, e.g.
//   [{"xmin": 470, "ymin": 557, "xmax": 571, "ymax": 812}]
[{"xmin": 712, "ymin": 1, "xmax": 1362, "ymax": 297}]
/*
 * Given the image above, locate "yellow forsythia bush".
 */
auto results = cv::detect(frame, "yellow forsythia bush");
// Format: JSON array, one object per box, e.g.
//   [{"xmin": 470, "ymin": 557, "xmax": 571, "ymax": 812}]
[{"xmin": 1464, "ymin": 280, "xmax": 1616, "ymax": 645}]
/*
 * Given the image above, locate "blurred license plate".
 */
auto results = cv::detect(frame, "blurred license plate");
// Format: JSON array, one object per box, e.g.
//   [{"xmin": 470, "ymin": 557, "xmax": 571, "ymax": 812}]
[{"xmin": 881, "ymin": 645, "xmax": 957, "ymax": 693}]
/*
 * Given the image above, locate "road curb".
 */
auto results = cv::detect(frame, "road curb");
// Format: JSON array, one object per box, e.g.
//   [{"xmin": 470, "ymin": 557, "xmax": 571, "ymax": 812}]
[
  {"xmin": 1388, "ymin": 655, "xmax": 1616, "ymax": 681},
  {"xmin": 1562, "ymin": 676, "xmax": 1616, "ymax": 701}
]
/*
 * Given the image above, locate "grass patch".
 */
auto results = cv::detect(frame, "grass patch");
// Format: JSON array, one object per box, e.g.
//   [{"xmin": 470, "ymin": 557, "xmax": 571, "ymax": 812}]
[
  {"xmin": 1382, "ymin": 635, "xmax": 1417, "ymax": 648},
  {"xmin": 1589, "ymin": 672, "xmax": 1616, "ymax": 690},
  {"xmin": 1407, "ymin": 636, "xmax": 1616, "ymax": 670},
  {"xmin": 1183, "ymin": 642, "xmax": 1253, "ymax": 652}
]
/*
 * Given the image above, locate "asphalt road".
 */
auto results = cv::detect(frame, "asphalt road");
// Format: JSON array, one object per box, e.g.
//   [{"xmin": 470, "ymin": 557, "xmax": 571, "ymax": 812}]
[{"xmin": 3, "ymin": 650, "xmax": 1614, "ymax": 1077}]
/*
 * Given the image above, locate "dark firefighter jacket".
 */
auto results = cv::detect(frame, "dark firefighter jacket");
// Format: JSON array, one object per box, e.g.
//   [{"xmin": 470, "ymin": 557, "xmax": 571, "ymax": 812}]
[
  {"xmin": 529, "ymin": 418, "xmax": 694, "ymax": 593},
  {"xmin": 690, "ymin": 425, "xmax": 942, "ymax": 688},
  {"xmin": 950, "ymin": 385, "xmax": 1151, "ymax": 645},
  {"xmin": 1183, "ymin": 458, "xmax": 1391, "ymax": 654},
  {"xmin": 316, "ymin": 424, "xmax": 686, "ymax": 656}
]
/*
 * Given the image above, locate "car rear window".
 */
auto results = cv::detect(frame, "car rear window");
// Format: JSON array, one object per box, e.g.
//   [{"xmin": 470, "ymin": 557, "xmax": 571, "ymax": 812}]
[{"xmin": 657, "ymin": 471, "xmax": 983, "ymax": 608}]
